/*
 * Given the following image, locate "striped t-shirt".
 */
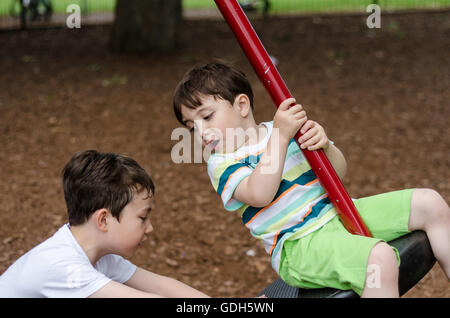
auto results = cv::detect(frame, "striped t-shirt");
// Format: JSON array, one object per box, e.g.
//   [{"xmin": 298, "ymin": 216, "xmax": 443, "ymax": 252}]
[{"xmin": 207, "ymin": 121, "xmax": 338, "ymax": 273}]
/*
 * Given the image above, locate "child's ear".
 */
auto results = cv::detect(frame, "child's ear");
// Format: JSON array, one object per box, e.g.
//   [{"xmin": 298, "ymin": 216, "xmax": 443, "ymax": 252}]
[
  {"xmin": 94, "ymin": 208, "xmax": 110, "ymax": 232},
  {"xmin": 234, "ymin": 94, "xmax": 251, "ymax": 118}
]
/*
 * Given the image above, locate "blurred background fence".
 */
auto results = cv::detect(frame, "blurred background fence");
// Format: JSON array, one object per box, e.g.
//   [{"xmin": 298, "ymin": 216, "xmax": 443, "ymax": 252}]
[
  {"xmin": 185, "ymin": 0, "xmax": 450, "ymax": 12},
  {"xmin": 1, "ymin": 0, "xmax": 450, "ymax": 30}
]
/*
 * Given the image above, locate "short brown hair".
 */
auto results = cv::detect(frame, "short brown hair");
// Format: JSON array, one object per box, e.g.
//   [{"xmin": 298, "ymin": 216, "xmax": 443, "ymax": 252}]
[
  {"xmin": 173, "ymin": 62, "xmax": 254, "ymax": 125},
  {"xmin": 62, "ymin": 150, "xmax": 155, "ymax": 226}
]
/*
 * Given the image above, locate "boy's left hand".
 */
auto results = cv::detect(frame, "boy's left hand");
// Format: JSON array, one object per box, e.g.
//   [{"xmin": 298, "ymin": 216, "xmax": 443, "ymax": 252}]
[{"xmin": 298, "ymin": 120, "xmax": 330, "ymax": 151}]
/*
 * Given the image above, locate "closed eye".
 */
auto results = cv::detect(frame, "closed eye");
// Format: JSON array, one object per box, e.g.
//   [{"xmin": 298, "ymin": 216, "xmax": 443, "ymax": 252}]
[{"xmin": 140, "ymin": 207, "xmax": 152, "ymax": 222}]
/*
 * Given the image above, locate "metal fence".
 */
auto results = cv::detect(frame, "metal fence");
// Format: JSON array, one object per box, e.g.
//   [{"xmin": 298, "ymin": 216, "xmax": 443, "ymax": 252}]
[
  {"xmin": 186, "ymin": 0, "xmax": 450, "ymax": 12},
  {"xmin": 1, "ymin": 0, "xmax": 449, "ymax": 30}
]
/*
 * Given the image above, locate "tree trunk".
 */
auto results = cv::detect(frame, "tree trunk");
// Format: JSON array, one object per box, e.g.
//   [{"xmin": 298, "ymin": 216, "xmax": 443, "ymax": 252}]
[{"xmin": 110, "ymin": 0, "xmax": 182, "ymax": 52}]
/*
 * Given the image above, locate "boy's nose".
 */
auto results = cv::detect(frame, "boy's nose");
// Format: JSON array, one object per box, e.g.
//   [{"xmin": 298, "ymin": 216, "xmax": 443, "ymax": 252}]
[
  {"xmin": 195, "ymin": 128, "xmax": 212, "ymax": 146},
  {"xmin": 145, "ymin": 221, "xmax": 153, "ymax": 234},
  {"xmin": 192, "ymin": 121, "xmax": 206, "ymax": 143}
]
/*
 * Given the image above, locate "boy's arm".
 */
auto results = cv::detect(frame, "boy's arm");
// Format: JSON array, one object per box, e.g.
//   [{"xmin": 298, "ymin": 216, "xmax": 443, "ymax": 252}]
[
  {"xmin": 88, "ymin": 279, "xmax": 163, "ymax": 298},
  {"xmin": 233, "ymin": 131, "xmax": 290, "ymax": 207},
  {"xmin": 89, "ymin": 267, "xmax": 209, "ymax": 298},
  {"xmin": 233, "ymin": 98, "xmax": 307, "ymax": 207},
  {"xmin": 323, "ymin": 143, "xmax": 347, "ymax": 180},
  {"xmin": 298, "ymin": 119, "xmax": 347, "ymax": 179},
  {"xmin": 124, "ymin": 267, "xmax": 210, "ymax": 297},
  {"xmin": 234, "ymin": 108, "xmax": 347, "ymax": 207}
]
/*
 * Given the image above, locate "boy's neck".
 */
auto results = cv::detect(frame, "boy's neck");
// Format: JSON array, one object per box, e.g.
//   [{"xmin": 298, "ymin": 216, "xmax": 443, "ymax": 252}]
[
  {"xmin": 69, "ymin": 223, "xmax": 107, "ymax": 266},
  {"xmin": 238, "ymin": 119, "xmax": 268, "ymax": 149}
]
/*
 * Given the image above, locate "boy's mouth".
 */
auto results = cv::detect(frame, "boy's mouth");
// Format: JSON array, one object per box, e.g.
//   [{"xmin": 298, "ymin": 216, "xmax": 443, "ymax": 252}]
[
  {"xmin": 205, "ymin": 139, "xmax": 219, "ymax": 150},
  {"xmin": 138, "ymin": 237, "xmax": 147, "ymax": 247}
]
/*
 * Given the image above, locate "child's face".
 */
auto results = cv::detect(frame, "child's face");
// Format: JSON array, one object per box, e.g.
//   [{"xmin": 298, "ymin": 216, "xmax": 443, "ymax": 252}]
[
  {"xmin": 107, "ymin": 189, "xmax": 154, "ymax": 258},
  {"xmin": 181, "ymin": 94, "xmax": 247, "ymax": 154}
]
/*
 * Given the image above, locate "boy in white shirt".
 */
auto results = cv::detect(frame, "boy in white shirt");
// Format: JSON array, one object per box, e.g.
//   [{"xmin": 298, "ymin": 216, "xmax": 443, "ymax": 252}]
[{"xmin": 0, "ymin": 150, "xmax": 209, "ymax": 298}]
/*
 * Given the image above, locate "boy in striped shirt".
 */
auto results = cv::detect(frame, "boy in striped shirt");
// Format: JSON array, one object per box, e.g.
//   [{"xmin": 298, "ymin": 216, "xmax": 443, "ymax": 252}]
[{"xmin": 172, "ymin": 62, "xmax": 450, "ymax": 297}]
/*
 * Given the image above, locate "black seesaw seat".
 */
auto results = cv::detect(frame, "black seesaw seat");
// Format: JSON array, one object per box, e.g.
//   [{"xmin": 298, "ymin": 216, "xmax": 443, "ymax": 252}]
[{"xmin": 259, "ymin": 230, "xmax": 436, "ymax": 298}]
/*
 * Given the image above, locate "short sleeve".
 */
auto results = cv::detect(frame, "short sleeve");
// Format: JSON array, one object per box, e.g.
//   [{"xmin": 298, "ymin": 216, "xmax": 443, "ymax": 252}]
[
  {"xmin": 95, "ymin": 254, "xmax": 137, "ymax": 284},
  {"xmin": 0, "ymin": 225, "xmax": 135, "ymax": 298},
  {"xmin": 41, "ymin": 259, "xmax": 111, "ymax": 298},
  {"xmin": 207, "ymin": 154, "xmax": 252, "ymax": 211}
]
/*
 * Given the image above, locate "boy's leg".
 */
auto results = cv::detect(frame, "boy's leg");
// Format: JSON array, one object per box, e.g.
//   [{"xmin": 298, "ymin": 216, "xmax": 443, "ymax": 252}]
[
  {"xmin": 361, "ymin": 242, "xmax": 399, "ymax": 297},
  {"xmin": 280, "ymin": 188, "xmax": 448, "ymax": 296},
  {"xmin": 279, "ymin": 216, "xmax": 390, "ymax": 297},
  {"xmin": 353, "ymin": 189, "xmax": 413, "ymax": 297},
  {"xmin": 408, "ymin": 188, "xmax": 450, "ymax": 278}
]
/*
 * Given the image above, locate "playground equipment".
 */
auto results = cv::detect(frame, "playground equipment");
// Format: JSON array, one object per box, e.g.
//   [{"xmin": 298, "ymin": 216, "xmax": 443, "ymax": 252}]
[
  {"xmin": 214, "ymin": 0, "xmax": 371, "ymax": 242},
  {"xmin": 259, "ymin": 231, "xmax": 435, "ymax": 297},
  {"xmin": 214, "ymin": 0, "xmax": 436, "ymax": 297}
]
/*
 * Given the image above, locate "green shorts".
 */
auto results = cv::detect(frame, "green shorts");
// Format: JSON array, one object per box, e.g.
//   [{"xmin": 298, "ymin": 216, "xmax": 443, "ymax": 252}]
[{"xmin": 279, "ymin": 188, "xmax": 415, "ymax": 296}]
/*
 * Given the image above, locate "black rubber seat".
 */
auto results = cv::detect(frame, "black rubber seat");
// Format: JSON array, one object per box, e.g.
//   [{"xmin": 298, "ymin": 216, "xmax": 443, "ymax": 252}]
[{"xmin": 259, "ymin": 230, "xmax": 436, "ymax": 298}]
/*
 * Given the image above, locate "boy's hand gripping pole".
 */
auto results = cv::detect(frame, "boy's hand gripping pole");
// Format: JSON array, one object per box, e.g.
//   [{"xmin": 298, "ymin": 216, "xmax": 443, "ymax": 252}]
[{"xmin": 214, "ymin": 0, "xmax": 372, "ymax": 237}]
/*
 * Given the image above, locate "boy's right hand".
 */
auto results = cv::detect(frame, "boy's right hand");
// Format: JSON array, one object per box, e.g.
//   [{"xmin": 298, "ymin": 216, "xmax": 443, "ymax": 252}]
[{"xmin": 273, "ymin": 98, "xmax": 307, "ymax": 143}]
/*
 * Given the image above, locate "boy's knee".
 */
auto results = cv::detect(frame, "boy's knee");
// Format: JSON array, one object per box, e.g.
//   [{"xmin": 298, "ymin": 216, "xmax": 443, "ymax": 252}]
[
  {"xmin": 417, "ymin": 188, "xmax": 443, "ymax": 204},
  {"xmin": 364, "ymin": 242, "xmax": 399, "ymax": 296},
  {"xmin": 368, "ymin": 242, "xmax": 399, "ymax": 279},
  {"xmin": 413, "ymin": 188, "xmax": 449, "ymax": 224}
]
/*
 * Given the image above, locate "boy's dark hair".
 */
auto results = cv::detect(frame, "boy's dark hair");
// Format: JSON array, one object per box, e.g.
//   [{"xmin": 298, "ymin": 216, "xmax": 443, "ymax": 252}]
[
  {"xmin": 173, "ymin": 62, "xmax": 254, "ymax": 125},
  {"xmin": 62, "ymin": 150, "xmax": 155, "ymax": 226}
]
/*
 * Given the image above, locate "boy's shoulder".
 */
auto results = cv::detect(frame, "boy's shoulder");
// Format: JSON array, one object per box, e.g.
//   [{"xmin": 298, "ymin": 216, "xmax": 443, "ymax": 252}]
[
  {"xmin": 29, "ymin": 224, "xmax": 84, "ymax": 262},
  {"xmin": 0, "ymin": 224, "xmax": 112, "ymax": 297},
  {"xmin": 0, "ymin": 225, "xmax": 78, "ymax": 296},
  {"xmin": 10, "ymin": 225, "xmax": 81, "ymax": 268},
  {"xmin": 207, "ymin": 121, "xmax": 274, "ymax": 177},
  {"xmin": 207, "ymin": 121, "xmax": 273, "ymax": 163},
  {"xmin": 3, "ymin": 224, "xmax": 90, "ymax": 273}
]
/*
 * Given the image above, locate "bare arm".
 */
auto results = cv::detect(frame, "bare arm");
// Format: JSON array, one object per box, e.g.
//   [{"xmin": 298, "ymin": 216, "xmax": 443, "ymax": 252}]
[
  {"xmin": 125, "ymin": 267, "xmax": 210, "ymax": 298},
  {"xmin": 234, "ymin": 102, "xmax": 347, "ymax": 207},
  {"xmin": 89, "ymin": 267, "xmax": 210, "ymax": 298},
  {"xmin": 323, "ymin": 143, "xmax": 347, "ymax": 180},
  {"xmin": 233, "ymin": 98, "xmax": 307, "ymax": 207},
  {"xmin": 233, "ymin": 132, "xmax": 290, "ymax": 207},
  {"xmin": 88, "ymin": 280, "xmax": 163, "ymax": 298},
  {"xmin": 298, "ymin": 120, "xmax": 347, "ymax": 179}
]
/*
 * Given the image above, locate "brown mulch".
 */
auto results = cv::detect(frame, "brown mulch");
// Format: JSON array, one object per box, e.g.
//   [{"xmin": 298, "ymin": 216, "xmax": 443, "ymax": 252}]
[{"xmin": 0, "ymin": 11, "xmax": 449, "ymax": 297}]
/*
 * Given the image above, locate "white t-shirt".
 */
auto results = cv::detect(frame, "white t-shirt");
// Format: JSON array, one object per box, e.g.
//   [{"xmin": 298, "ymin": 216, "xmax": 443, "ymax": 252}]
[{"xmin": 0, "ymin": 224, "xmax": 137, "ymax": 298}]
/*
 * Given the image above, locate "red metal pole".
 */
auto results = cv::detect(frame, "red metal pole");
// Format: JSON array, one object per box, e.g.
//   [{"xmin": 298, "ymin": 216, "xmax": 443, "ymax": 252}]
[{"xmin": 214, "ymin": 0, "xmax": 372, "ymax": 237}]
